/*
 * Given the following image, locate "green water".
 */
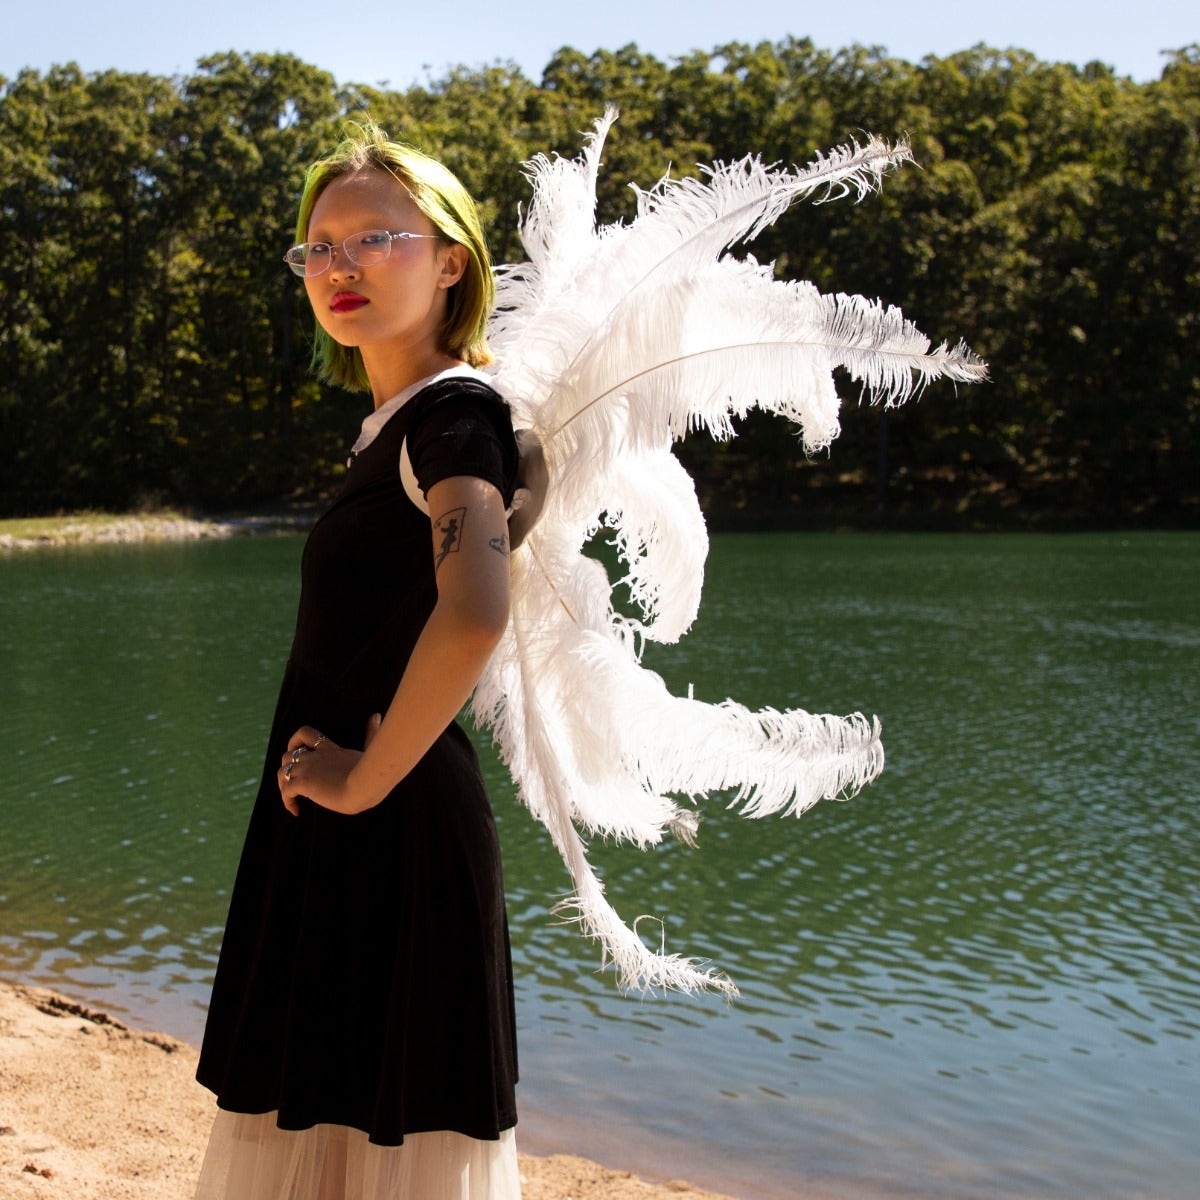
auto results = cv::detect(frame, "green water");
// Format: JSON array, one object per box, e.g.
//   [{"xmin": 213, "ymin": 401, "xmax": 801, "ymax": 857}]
[{"xmin": 2, "ymin": 533, "xmax": 1197, "ymax": 1199}]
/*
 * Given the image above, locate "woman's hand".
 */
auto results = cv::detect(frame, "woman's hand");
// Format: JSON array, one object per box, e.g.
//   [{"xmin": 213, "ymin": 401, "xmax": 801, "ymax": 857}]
[
  {"xmin": 509, "ymin": 428, "xmax": 547, "ymax": 550},
  {"xmin": 278, "ymin": 715, "xmax": 382, "ymax": 817}
]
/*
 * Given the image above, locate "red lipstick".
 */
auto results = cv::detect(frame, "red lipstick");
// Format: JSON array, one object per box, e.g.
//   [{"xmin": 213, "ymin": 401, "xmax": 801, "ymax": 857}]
[{"xmin": 331, "ymin": 292, "xmax": 368, "ymax": 313}]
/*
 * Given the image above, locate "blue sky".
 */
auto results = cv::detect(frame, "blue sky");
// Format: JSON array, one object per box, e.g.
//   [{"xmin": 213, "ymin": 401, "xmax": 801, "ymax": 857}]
[{"xmin": 4, "ymin": 0, "xmax": 1194, "ymax": 86}]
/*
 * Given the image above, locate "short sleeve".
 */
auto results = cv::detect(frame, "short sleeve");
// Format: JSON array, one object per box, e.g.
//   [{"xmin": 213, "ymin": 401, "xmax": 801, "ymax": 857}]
[{"xmin": 406, "ymin": 381, "xmax": 518, "ymax": 505}]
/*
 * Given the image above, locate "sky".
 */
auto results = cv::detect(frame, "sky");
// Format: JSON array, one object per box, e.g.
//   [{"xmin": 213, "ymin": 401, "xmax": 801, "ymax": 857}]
[{"xmin": 3, "ymin": 0, "xmax": 1195, "ymax": 88}]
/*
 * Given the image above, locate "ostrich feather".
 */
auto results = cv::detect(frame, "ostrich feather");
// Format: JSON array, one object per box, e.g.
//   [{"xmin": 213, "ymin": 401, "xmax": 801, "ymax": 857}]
[
  {"xmin": 605, "ymin": 448, "xmax": 709, "ymax": 642},
  {"xmin": 473, "ymin": 112, "xmax": 988, "ymax": 993}
]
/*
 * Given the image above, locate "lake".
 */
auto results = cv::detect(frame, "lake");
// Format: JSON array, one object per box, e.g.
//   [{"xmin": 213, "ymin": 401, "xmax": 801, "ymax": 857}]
[{"xmin": 1, "ymin": 531, "xmax": 1197, "ymax": 1199}]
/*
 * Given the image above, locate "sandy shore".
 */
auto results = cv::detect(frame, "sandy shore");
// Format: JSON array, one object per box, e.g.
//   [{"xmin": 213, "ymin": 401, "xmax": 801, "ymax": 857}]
[
  {"xmin": 0, "ymin": 513, "xmax": 310, "ymax": 551},
  {"xmin": 0, "ymin": 982, "xmax": 737, "ymax": 1200}
]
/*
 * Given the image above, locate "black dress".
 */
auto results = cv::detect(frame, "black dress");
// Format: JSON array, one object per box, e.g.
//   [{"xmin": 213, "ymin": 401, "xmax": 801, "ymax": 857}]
[{"xmin": 196, "ymin": 374, "xmax": 520, "ymax": 1147}]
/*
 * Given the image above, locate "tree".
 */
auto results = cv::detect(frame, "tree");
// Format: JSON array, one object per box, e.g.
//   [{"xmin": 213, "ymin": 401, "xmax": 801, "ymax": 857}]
[{"xmin": 1, "ymin": 42, "xmax": 1195, "ymax": 523}]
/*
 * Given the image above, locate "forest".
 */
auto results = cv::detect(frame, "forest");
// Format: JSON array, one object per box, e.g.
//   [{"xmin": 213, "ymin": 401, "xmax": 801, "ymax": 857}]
[{"xmin": 1, "ymin": 39, "xmax": 1196, "ymax": 526}]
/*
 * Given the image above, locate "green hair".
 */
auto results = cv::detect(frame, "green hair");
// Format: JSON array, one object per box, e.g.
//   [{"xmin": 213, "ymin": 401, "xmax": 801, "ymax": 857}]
[{"xmin": 295, "ymin": 123, "xmax": 495, "ymax": 391}]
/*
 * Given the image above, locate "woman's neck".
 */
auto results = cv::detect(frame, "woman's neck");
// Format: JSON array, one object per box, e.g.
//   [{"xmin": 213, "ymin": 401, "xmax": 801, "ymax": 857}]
[{"xmin": 363, "ymin": 348, "xmax": 465, "ymax": 410}]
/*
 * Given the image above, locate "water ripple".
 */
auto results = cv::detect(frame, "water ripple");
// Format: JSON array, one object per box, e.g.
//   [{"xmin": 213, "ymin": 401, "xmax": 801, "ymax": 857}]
[{"xmin": 3, "ymin": 533, "xmax": 1198, "ymax": 1199}]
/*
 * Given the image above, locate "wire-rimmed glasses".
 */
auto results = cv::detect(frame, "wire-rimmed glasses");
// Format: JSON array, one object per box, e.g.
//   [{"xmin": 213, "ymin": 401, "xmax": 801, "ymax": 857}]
[{"xmin": 283, "ymin": 229, "xmax": 440, "ymax": 278}]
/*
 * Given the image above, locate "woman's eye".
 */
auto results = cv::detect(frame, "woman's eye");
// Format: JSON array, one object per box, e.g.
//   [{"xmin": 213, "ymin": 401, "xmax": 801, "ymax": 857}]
[
  {"xmin": 358, "ymin": 232, "xmax": 390, "ymax": 247},
  {"xmin": 308, "ymin": 243, "xmax": 332, "ymax": 259}
]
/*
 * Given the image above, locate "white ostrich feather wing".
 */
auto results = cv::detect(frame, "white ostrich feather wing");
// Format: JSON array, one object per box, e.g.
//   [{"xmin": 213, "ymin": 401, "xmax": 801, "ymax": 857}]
[
  {"xmin": 604, "ymin": 447, "xmax": 709, "ymax": 644},
  {"xmin": 475, "ymin": 112, "xmax": 988, "ymax": 994}
]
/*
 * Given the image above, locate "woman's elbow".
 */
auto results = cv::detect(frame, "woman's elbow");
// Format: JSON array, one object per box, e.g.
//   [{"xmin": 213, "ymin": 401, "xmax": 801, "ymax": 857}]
[
  {"xmin": 473, "ymin": 595, "xmax": 511, "ymax": 647},
  {"xmin": 445, "ymin": 587, "xmax": 510, "ymax": 651}
]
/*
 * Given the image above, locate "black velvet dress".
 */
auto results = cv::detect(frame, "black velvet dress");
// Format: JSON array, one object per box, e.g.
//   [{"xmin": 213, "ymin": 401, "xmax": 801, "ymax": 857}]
[{"xmin": 196, "ymin": 374, "xmax": 520, "ymax": 1147}]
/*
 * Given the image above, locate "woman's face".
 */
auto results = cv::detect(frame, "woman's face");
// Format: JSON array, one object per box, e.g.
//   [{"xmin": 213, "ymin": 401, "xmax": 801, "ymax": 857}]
[{"xmin": 303, "ymin": 168, "xmax": 465, "ymax": 364}]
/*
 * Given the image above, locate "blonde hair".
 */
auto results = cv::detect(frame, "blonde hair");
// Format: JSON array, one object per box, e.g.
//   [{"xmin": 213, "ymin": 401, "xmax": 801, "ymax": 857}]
[{"xmin": 296, "ymin": 123, "xmax": 494, "ymax": 391}]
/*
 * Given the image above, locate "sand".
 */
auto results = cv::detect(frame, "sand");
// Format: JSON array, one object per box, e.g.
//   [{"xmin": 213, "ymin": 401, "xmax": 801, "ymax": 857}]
[
  {"xmin": 0, "ymin": 514, "xmax": 309, "ymax": 552},
  {"xmin": 0, "ymin": 982, "xmax": 737, "ymax": 1200}
]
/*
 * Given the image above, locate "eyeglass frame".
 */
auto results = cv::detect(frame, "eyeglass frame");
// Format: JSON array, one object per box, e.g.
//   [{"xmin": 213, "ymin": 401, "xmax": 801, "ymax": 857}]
[{"xmin": 283, "ymin": 229, "xmax": 441, "ymax": 278}]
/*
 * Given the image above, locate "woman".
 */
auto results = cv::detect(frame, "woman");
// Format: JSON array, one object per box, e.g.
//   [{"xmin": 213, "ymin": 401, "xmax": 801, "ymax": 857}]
[{"xmin": 195, "ymin": 125, "xmax": 524, "ymax": 1199}]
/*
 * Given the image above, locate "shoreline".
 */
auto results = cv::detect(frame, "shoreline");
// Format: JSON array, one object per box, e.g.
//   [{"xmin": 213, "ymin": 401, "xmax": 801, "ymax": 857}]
[
  {"xmin": 0, "ymin": 512, "xmax": 314, "ymax": 551},
  {"xmin": 0, "ymin": 980, "xmax": 740, "ymax": 1200},
  {"xmin": 3, "ymin": 511, "xmax": 1193, "ymax": 552}
]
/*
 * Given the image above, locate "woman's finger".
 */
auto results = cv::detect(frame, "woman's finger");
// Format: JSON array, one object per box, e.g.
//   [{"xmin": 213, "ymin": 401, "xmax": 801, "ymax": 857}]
[
  {"xmin": 364, "ymin": 713, "xmax": 382, "ymax": 748},
  {"xmin": 280, "ymin": 743, "xmax": 311, "ymax": 770},
  {"xmin": 286, "ymin": 726, "xmax": 328, "ymax": 754},
  {"xmin": 278, "ymin": 762, "xmax": 301, "ymax": 817}
]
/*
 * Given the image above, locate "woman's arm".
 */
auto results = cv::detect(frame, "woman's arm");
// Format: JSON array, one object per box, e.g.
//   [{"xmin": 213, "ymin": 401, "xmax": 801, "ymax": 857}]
[{"xmin": 278, "ymin": 473, "xmax": 511, "ymax": 816}]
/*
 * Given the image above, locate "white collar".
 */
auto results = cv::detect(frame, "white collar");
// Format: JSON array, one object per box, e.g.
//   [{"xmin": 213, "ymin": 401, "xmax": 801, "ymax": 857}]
[{"xmin": 349, "ymin": 364, "xmax": 492, "ymax": 457}]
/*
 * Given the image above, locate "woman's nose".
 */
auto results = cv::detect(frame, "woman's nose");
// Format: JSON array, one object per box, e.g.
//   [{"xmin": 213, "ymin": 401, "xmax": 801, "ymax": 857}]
[{"xmin": 327, "ymin": 248, "xmax": 361, "ymax": 282}]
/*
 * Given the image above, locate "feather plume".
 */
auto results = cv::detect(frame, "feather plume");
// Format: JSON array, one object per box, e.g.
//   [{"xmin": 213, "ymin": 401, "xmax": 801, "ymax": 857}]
[{"xmin": 473, "ymin": 111, "xmax": 988, "ymax": 993}]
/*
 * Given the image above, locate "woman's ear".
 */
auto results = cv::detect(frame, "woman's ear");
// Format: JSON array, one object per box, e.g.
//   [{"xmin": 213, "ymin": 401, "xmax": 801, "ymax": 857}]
[{"xmin": 437, "ymin": 242, "xmax": 469, "ymax": 289}]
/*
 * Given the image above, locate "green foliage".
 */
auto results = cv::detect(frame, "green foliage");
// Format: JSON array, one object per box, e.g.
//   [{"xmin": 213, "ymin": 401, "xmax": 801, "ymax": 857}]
[{"xmin": 1, "ymin": 42, "xmax": 1196, "ymax": 524}]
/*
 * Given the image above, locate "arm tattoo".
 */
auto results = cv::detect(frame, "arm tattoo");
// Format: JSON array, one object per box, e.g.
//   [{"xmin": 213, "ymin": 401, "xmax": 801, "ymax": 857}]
[
  {"xmin": 488, "ymin": 532, "xmax": 510, "ymax": 558},
  {"xmin": 433, "ymin": 507, "xmax": 467, "ymax": 573}
]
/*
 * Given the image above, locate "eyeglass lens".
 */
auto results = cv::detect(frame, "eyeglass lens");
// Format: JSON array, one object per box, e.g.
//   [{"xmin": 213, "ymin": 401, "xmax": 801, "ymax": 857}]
[{"xmin": 286, "ymin": 230, "xmax": 399, "ymax": 277}]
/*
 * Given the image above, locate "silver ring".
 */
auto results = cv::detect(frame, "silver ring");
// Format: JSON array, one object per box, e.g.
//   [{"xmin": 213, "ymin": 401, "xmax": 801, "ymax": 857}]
[
  {"xmin": 290, "ymin": 747, "xmax": 307, "ymax": 763},
  {"xmin": 313, "ymin": 733, "xmax": 327, "ymax": 748},
  {"xmin": 283, "ymin": 762, "xmax": 294, "ymax": 780}
]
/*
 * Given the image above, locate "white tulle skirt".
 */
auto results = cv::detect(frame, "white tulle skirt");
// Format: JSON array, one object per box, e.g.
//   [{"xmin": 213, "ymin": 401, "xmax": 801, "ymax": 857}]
[{"xmin": 194, "ymin": 1110, "xmax": 522, "ymax": 1200}]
